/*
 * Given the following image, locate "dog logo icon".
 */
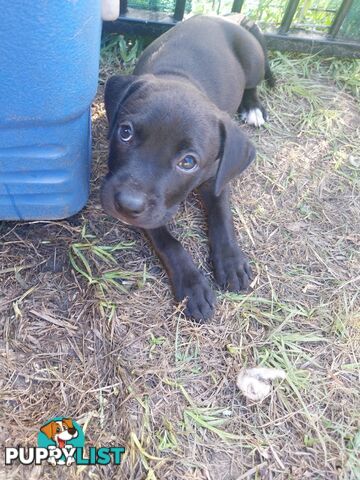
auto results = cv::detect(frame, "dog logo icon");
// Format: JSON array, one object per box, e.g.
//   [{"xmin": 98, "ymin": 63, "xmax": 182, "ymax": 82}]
[
  {"xmin": 38, "ymin": 417, "xmax": 84, "ymax": 466},
  {"xmin": 5, "ymin": 416, "xmax": 124, "ymax": 467}
]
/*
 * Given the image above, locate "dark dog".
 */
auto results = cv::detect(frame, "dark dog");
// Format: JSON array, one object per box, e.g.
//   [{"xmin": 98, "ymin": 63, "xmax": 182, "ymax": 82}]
[{"xmin": 101, "ymin": 15, "xmax": 273, "ymax": 321}]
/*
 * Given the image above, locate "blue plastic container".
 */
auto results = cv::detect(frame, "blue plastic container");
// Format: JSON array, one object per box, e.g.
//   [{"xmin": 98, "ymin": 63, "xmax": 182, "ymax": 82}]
[{"xmin": 0, "ymin": 1, "xmax": 102, "ymax": 220}]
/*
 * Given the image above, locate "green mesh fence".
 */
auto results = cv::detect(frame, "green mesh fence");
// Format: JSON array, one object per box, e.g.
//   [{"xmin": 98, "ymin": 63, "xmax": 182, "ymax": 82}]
[
  {"xmin": 339, "ymin": 0, "xmax": 360, "ymax": 41},
  {"xmin": 127, "ymin": 0, "xmax": 192, "ymax": 14},
  {"xmin": 125, "ymin": 0, "xmax": 359, "ymax": 44}
]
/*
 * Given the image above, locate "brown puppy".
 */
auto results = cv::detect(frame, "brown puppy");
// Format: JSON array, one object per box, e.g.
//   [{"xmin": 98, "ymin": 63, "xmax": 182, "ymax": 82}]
[
  {"xmin": 40, "ymin": 418, "xmax": 78, "ymax": 448},
  {"xmin": 101, "ymin": 15, "xmax": 273, "ymax": 321}
]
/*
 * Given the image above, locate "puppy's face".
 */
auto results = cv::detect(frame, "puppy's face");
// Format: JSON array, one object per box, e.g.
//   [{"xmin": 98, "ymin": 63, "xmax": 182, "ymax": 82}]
[
  {"xmin": 55, "ymin": 422, "xmax": 73, "ymax": 441},
  {"xmin": 101, "ymin": 76, "xmax": 255, "ymax": 229},
  {"xmin": 101, "ymin": 78, "xmax": 220, "ymax": 229},
  {"xmin": 40, "ymin": 418, "xmax": 78, "ymax": 444}
]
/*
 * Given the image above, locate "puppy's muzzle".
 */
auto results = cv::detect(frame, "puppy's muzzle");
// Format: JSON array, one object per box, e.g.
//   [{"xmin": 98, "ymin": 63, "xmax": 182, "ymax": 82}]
[{"xmin": 114, "ymin": 189, "xmax": 147, "ymax": 217}]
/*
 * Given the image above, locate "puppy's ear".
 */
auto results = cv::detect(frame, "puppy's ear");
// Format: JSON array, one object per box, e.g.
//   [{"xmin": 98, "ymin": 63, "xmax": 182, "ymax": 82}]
[
  {"xmin": 104, "ymin": 75, "xmax": 143, "ymax": 139},
  {"xmin": 214, "ymin": 117, "xmax": 256, "ymax": 196},
  {"xmin": 62, "ymin": 418, "xmax": 74, "ymax": 429},
  {"xmin": 40, "ymin": 421, "xmax": 55, "ymax": 439}
]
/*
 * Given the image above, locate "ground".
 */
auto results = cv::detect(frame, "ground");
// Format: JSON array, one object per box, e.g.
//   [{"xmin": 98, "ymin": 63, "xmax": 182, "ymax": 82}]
[{"xmin": 1, "ymin": 48, "xmax": 359, "ymax": 480}]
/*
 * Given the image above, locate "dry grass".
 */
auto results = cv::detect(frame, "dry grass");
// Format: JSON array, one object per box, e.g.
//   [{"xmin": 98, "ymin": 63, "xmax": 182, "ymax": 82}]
[{"xmin": 1, "ymin": 49, "xmax": 359, "ymax": 480}]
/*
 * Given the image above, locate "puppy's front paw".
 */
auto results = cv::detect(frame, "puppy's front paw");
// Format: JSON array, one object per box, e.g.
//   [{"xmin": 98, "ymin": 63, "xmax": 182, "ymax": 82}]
[
  {"xmin": 213, "ymin": 247, "xmax": 252, "ymax": 292},
  {"xmin": 174, "ymin": 270, "xmax": 216, "ymax": 322}
]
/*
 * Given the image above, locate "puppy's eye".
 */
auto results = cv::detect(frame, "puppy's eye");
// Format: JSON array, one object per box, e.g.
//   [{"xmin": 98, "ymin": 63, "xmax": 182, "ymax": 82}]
[
  {"xmin": 118, "ymin": 123, "xmax": 133, "ymax": 142},
  {"xmin": 56, "ymin": 428, "xmax": 61, "ymax": 432},
  {"xmin": 177, "ymin": 155, "xmax": 197, "ymax": 172}
]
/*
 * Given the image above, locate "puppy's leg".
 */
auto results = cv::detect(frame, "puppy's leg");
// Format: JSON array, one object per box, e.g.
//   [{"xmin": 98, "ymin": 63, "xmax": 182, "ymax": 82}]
[
  {"xmin": 238, "ymin": 87, "xmax": 267, "ymax": 128},
  {"xmin": 199, "ymin": 181, "xmax": 252, "ymax": 291},
  {"xmin": 145, "ymin": 227, "xmax": 215, "ymax": 321}
]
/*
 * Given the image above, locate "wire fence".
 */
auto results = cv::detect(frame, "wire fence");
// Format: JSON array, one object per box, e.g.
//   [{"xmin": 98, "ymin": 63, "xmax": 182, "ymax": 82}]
[{"xmin": 104, "ymin": 0, "xmax": 360, "ymax": 56}]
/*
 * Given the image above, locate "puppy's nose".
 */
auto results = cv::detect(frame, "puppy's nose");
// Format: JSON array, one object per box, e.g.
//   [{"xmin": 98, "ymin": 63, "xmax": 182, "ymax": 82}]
[
  {"xmin": 68, "ymin": 427, "xmax": 76, "ymax": 435},
  {"xmin": 115, "ymin": 190, "xmax": 146, "ymax": 216}
]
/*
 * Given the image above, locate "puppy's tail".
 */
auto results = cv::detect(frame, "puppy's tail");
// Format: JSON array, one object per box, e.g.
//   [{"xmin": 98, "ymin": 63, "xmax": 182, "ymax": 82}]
[{"xmin": 240, "ymin": 18, "xmax": 276, "ymax": 89}]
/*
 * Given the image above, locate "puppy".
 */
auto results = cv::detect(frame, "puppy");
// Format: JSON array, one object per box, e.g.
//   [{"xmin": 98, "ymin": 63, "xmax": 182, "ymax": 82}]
[
  {"xmin": 101, "ymin": 15, "xmax": 273, "ymax": 321},
  {"xmin": 40, "ymin": 418, "xmax": 78, "ymax": 465}
]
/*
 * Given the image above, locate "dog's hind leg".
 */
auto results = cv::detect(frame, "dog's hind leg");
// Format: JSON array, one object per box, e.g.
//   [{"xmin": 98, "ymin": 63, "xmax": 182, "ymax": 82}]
[
  {"xmin": 240, "ymin": 18, "xmax": 276, "ymax": 89},
  {"xmin": 238, "ymin": 87, "xmax": 267, "ymax": 128}
]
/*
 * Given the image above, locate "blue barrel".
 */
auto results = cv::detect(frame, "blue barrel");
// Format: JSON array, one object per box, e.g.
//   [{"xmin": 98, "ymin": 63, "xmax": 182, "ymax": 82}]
[{"xmin": 0, "ymin": 1, "xmax": 102, "ymax": 220}]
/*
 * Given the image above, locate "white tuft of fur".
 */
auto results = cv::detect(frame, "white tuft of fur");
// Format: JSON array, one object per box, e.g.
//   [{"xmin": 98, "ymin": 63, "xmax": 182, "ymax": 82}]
[
  {"xmin": 241, "ymin": 108, "xmax": 265, "ymax": 128},
  {"xmin": 236, "ymin": 367, "xmax": 286, "ymax": 401}
]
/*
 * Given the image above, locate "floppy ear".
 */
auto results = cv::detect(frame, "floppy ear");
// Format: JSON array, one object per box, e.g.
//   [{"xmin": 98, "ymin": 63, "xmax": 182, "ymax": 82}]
[
  {"xmin": 40, "ymin": 421, "xmax": 55, "ymax": 439},
  {"xmin": 214, "ymin": 117, "xmax": 256, "ymax": 196},
  {"xmin": 104, "ymin": 75, "xmax": 143, "ymax": 139},
  {"xmin": 62, "ymin": 418, "xmax": 74, "ymax": 429}
]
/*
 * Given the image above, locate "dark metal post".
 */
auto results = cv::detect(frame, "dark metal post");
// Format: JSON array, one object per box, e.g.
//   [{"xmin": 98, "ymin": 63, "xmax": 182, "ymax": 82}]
[
  {"xmin": 120, "ymin": 0, "xmax": 128, "ymax": 16},
  {"xmin": 231, "ymin": 0, "xmax": 245, "ymax": 13},
  {"xmin": 173, "ymin": 0, "xmax": 186, "ymax": 21},
  {"xmin": 327, "ymin": 0, "xmax": 354, "ymax": 39},
  {"xmin": 278, "ymin": 0, "xmax": 301, "ymax": 34}
]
